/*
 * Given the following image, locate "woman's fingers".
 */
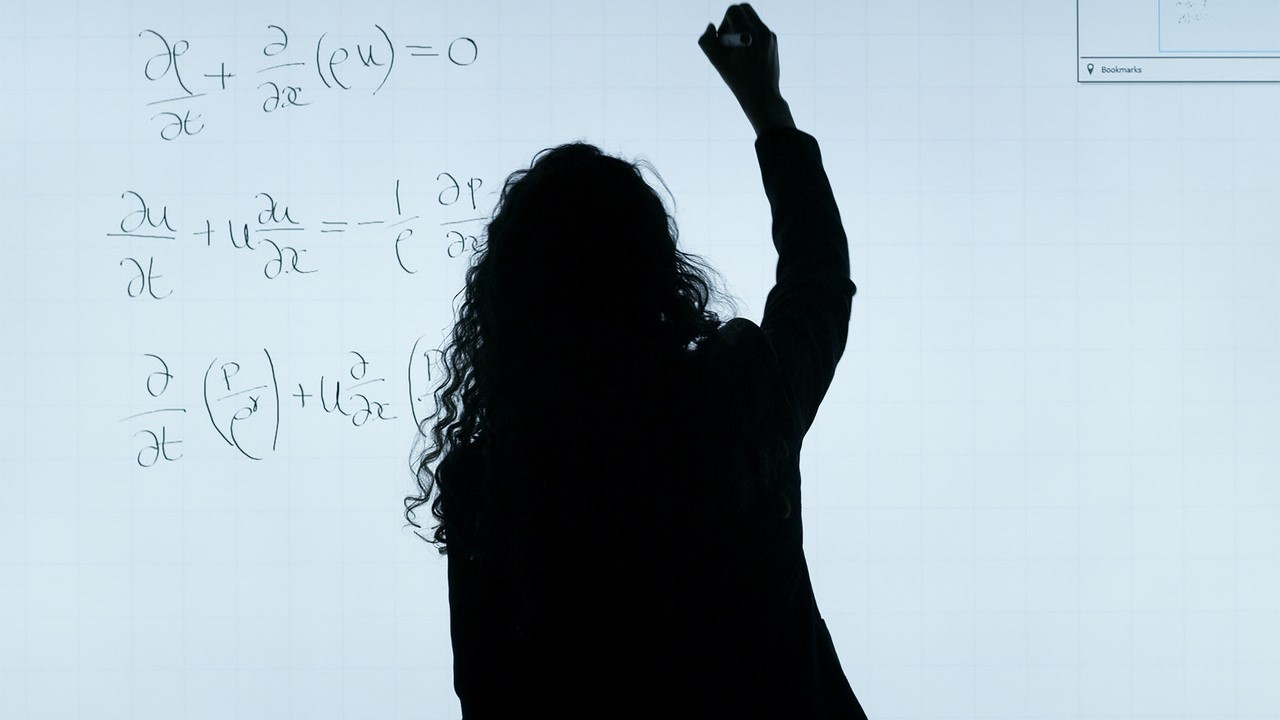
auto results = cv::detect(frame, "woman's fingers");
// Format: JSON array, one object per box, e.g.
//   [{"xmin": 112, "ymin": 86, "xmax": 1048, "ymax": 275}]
[
  {"xmin": 725, "ymin": 4, "xmax": 751, "ymax": 34},
  {"xmin": 738, "ymin": 3, "xmax": 770, "ymax": 35},
  {"xmin": 718, "ymin": 5, "xmax": 740, "ymax": 34}
]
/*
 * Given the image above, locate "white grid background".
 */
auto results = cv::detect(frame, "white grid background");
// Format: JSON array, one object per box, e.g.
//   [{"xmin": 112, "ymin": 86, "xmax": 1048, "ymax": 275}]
[{"xmin": 1, "ymin": 1, "xmax": 1278, "ymax": 718}]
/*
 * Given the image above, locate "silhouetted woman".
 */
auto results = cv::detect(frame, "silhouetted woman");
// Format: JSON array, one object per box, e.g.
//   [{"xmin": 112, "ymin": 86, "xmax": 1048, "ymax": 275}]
[{"xmin": 405, "ymin": 5, "xmax": 866, "ymax": 718}]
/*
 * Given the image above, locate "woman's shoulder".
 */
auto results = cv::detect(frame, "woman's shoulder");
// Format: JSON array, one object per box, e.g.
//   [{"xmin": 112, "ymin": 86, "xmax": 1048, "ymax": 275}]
[
  {"xmin": 695, "ymin": 317, "xmax": 786, "ymax": 425},
  {"xmin": 708, "ymin": 316, "xmax": 767, "ymax": 349}
]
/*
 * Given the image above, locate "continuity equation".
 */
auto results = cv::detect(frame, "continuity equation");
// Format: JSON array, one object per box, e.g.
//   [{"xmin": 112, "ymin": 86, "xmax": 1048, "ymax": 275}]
[{"xmin": 139, "ymin": 24, "xmax": 479, "ymax": 140}]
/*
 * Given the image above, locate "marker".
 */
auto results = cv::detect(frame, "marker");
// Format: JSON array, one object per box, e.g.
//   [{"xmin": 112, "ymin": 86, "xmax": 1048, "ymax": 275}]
[{"xmin": 719, "ymin": 32, "xmax": 752, "ymax": 47}]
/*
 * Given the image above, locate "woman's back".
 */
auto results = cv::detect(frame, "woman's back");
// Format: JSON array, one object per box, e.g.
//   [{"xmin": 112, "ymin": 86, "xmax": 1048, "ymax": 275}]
[
  {"xmin": 445, "ymin": 241, "xmax": 862, "ymax": 718},
  {"xmin": 430, "ymin": 5, "xmax": 868, "ymax": 717},
  {"xmin": 444, "ymin": 328, "xmax": 804, "ymax": 717}
]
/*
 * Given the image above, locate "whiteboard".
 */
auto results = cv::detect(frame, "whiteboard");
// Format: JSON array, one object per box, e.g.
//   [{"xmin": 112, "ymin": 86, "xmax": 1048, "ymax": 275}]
[{"xmin": 3, "ymin": 1, "xmax": 1279, "ymax": 718}]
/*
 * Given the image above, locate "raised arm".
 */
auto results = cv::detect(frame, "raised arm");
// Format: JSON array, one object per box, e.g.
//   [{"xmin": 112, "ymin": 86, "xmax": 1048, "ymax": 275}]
[{"xmin": 700, "ymin": 4, "xmax": 856, "ymax": 439}]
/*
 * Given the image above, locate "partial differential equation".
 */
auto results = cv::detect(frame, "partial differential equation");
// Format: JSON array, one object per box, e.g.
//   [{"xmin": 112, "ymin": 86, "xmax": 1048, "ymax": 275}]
[
  {"xmin": 120, "ymin": 341, "xmax": 448, "ymax": 467},
  {"xmin": 139, "ymin": 24, "xmax": 479, "ymax": 140},
  {"xmin": 106, "ymin": 176, "xmax": 487, "ymax": 299}
]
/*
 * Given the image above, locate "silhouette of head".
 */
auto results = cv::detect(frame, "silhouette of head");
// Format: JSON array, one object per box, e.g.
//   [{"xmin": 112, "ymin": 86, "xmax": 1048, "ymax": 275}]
[
  {"xmin": 406, "ymin": 140, "xmax": 739, "ymax": 555},
  {"xmin": 479, "ymin": 143, "xmax": 718, "ymax": 369}
]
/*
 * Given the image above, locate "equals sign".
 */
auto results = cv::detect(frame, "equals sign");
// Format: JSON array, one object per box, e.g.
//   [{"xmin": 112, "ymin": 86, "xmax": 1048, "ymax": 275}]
[
  {"xmin": 406, "ymin": 44, "xmax": 438, "ymax": 57},
  {"xmin": 321, "ymin": 221, "xmax": 348, "ymax": 233}
]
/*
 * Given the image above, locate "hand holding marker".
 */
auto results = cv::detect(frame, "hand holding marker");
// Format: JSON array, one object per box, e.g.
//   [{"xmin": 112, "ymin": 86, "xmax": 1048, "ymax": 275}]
[{"xmin": 699, "ymin": 3, "xmax": 795, "ymax": 135}]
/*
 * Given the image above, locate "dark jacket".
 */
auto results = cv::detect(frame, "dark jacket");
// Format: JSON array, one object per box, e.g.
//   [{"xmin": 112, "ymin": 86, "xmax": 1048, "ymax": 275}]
[{"xmin": 444, "ymin": 127, "xmax": 864, "ymax": 719}]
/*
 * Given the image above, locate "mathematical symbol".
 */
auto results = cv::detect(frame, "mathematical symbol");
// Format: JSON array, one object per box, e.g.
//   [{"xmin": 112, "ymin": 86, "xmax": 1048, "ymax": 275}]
[
  {"xmin": 258, "ymin": 61, "xmax": 306, "ymax": 73},
  {"xmin": 203, "ymin": 62, "xmax": 235, "ymax": 90},
  {"xmin": 441, "ymin": 216, "xmax": 488, "ymax": 227},
  {"xmin": 145, "ymin": 94, "xmax": 208, "ymax": 106}
]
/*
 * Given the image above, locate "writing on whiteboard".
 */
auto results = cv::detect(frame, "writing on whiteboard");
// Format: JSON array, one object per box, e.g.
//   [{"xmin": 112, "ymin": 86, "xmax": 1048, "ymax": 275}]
[
  {"xmin": 121, "ymin": 343, "xmax": 447, "ymax": 467},
  {"xmin": 106, "ymin": 176, "xmax": 487, "ymax": 298},
  {"xmin": 139, "ymin": 25, "xmax": 479, "ymax": 140}
]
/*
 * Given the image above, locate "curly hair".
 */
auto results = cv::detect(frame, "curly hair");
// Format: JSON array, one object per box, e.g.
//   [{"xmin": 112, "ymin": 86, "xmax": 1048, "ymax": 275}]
[{"xmin": 403, "ymin": 141, "xmax": 787, "ymax": 562}]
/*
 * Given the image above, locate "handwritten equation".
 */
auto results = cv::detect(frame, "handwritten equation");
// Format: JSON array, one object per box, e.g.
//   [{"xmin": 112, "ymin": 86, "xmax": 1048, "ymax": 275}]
[
  {"xmin": 106, "ymin": 175, "xmax": 487, "ymax": 299},
  {"xmin": 139, "ymin": 24, "xmax": 479, "ymax": 140},
  {"xmin": 121, "ymin": 340, "xmax": 446, "ymax": 466}
]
